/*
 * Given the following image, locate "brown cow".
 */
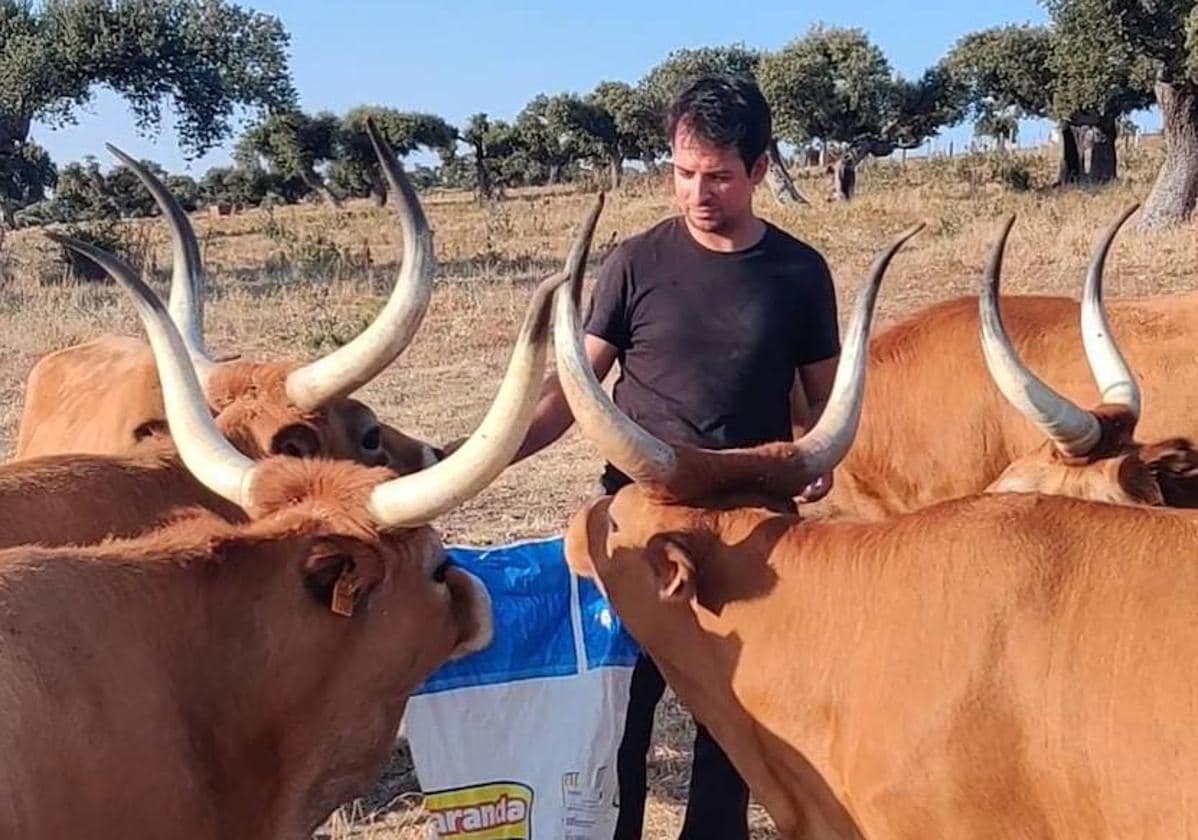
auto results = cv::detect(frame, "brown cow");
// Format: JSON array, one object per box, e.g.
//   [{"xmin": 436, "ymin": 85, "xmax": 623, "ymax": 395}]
[
  {"xmin": 16, "ymin": 121, "xmax": 440, "ymax": 475},
  {"xmin": 0, "ymin": 195, "xmax": 605, "ymax": 551},
  {"xmin": 0, "ymin": 193, "xmax": 602, "ymax": 839},
  {"xmin": 826, "ymin": 203, "xmax": 1198, "ymax": 518},
  {"xmin": 978, "ymin": 211, "xmax": 1198, "ymax": 506},
  {"xmin": 551, "ymin": 222, "xmax": 1198, "ymax": 839}
]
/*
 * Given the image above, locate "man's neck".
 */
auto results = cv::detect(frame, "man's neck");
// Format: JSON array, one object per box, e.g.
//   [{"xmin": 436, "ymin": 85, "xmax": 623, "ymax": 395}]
[{"xmin": 684, "ymin": 215, "xmax": 767, "ymax": 253}]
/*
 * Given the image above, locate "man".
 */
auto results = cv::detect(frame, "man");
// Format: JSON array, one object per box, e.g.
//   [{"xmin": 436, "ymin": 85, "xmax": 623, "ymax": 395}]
[{"xmin": 513, "ymin": 74, "xmax": 840, "ymax": 839}]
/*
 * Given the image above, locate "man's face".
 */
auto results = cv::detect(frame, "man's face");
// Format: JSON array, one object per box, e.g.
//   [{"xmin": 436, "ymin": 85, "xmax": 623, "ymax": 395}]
[{"xmin": 671, "ymin": 124, "xmax": 766, "ymax": 235}]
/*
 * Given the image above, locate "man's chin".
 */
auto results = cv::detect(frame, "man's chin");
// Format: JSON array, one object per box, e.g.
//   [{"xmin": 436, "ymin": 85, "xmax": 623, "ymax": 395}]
[{"xmin": 687, "ymin": 213, "xmax": 723, "ymax": 232}]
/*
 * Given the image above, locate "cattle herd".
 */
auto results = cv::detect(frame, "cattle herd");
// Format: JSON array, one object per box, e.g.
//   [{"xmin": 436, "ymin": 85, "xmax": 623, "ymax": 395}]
[{"xmin": 0, "ymin": 119, "xmax": 1195, "ymax": 839}]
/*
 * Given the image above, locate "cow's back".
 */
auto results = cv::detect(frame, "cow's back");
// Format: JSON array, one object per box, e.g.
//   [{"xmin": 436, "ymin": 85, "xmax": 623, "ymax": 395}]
[
  {"xmin": 827, "ymin": 291, "xmax": 1198, "ymax": 518},
  {"xmin": 700, "ymin": 497, "xmax": 1198, "ymax": 838},
  {"xmin": 16, "ymin": 336, "xmax": 166, "ymax": 459}
]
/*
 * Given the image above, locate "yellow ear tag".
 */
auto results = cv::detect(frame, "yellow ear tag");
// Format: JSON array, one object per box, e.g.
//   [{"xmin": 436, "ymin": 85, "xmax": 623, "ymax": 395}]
[{"xmin": 331, "ymin": 575, "xmax": 356, "ymax": 618}]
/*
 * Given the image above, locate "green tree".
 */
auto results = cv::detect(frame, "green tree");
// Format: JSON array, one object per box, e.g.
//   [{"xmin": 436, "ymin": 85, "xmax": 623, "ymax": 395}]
[
  {"xmin": 513, "ymin": 94, "xmax": 580, "ymax": 185},
  {"xmin": 639, "ymin": 44, "xmax": 807, "ymax": 204},
  {"xmin": 235, "ymin": 110, "xmax": 341, "ymax": 207},
  {"xmin": 540, "ymin": 93, "xmax": 628, "ymax": 188},
  {"xmin": 164, "ymin": 173, "xmax": 199, "ymax": 212},
  {"xmin": 0, "ymin": 138, "xmax": 54, "ymax": 224},
  {"xmin": 54, "ymin": 157, "xmax": 113, "ymax": 218},
  {"xmin": 590, "ymin": 81, "xmax": 667, "ymax": 174},
  {"xmin": 759, "ymin": 26, "xmax": 963, "ymax": 200},
  {"xmin": 461, "ymin": 113, "xmax": 520, "ymax": 201},
  {"xmin": 198, "ymin": 164, "xmax": 268, "ymax": 209},
  {"xmin": 944, "ymin": 26, "xmax": 1053, "ymax": 156},
  {"xmin": 0, "ymin": 0, "xmax": 295, "ymax": 223},
  {"xmin": 1044, "ymin": 0, "xmax": 1156, "ymax": 185},
  {"xmin": 332, "ymin": 107, "xmax": 457, "ymax": 205},
  {"xmin": 1042, "ymin": 0, "xmax": 1198, "ymax": 227}
]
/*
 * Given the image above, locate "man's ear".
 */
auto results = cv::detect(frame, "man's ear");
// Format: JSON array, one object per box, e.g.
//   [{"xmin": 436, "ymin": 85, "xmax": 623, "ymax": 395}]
[
  {"xmin": 749, "ymin": 151, "xmax": 769, "ymax": 185},
  {"xmin": 650, "ymin": 538, "xmax": 696, "ymax": 603},
  {"xmin": 302, "ymin": 537, "xmax": 383, "ymax": 618}
]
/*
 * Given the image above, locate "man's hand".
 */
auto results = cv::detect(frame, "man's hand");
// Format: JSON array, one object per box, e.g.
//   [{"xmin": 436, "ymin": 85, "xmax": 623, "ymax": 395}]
[{"xmin": 796, "ymin": 471, "xmax": 833, "ymax": 503}]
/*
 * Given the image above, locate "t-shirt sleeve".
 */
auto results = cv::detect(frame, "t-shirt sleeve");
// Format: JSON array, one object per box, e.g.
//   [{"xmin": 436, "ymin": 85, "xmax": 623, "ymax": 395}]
[
  {"xmin": 795, "ymin": 252, "xmax": 840, "ymax": 366},
  {"xmin": 583, "ymin": 247, "xmax": 633, "ymax": 350}
]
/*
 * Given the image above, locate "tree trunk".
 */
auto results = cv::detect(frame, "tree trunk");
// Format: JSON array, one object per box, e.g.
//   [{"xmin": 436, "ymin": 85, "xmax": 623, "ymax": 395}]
[
  {"xmin": 547, "ymin": 163, "xmax": 561, "ymax": 185},
  {"xmin": 819, "ymin": 140, "xmax": 828, "ymax": 168},
  {"xmin": 300, "ymin": 167, "xmax": 341, "ymax": 208},
  {"xmin": 764, "ymin": 137, "xmax": 808, "ymax": 205},
  {"xmin": 1138, "ymin": 81, "xmax": 1198, "ymax": 230},
  {"xmin": 368, "ymin": 170, "xmax": 387, "ymax": 207},
  {"xmin": 1057, "ymin": 121, "xmax": 1083, "ymax": 185},
  {"xmin": 833, "ymin": 157, "xmax": 856, "ymax": 202},
  {"xmin": 0, "ymin": 114, "xmax": 31, "ymax": 148},
  {"xmin": 471, "ymin": 141, "xmax": 493, "ymax": 202},
  {"xmin": 609, "ymin": 157, "xmax": 622, "ymax": 189},
  {"xmin": 1087, "ymin": 112, "xmax": 1118, "ymax": 183}
]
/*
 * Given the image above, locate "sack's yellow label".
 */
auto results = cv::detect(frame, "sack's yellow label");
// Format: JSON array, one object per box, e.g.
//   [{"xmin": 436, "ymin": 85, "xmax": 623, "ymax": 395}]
[{"xmin": 424, "ymin": 781, "xmax": 534, "ymax": 838}]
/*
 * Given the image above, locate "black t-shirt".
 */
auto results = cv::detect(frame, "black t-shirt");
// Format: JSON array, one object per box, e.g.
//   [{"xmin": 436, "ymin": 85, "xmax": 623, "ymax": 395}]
[{"xmin": 584, "ymin": 215, "xmax": 840, "ymax": 492}]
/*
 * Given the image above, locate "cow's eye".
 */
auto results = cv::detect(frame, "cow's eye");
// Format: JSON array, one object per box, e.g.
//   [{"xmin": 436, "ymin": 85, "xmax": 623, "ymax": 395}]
[{"xmin": 361, "ymin": 424, "xmax": 382, "ymax": 453}]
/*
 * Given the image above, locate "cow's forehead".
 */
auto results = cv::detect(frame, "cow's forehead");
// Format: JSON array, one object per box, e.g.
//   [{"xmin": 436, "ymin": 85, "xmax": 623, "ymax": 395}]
[
  {"xmin": 206, "ymin": 361, "xmax": 296, "ymax": 408},
  {"xmin": 245, "ymin": 458, "xmax": 397, "ymax": 521}
]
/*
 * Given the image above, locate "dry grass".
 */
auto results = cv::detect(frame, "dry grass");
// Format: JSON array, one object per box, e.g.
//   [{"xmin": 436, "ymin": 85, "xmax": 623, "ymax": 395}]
[{"xmin": 1, "ymin": 145, "xmax": 1195, "ymax": 838}]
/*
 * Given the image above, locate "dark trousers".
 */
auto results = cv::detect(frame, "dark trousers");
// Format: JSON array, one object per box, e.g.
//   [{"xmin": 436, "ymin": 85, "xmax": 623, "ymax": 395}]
[{"xmin": 612, "ymin": 652, "xmax": 750, "ymax": 840}]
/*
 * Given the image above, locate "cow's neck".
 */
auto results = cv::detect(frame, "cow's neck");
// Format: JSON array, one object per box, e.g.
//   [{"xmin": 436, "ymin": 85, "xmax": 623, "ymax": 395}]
[
  {"xmin": 638, "ymin": 503, "xmax": 1016, "ymax": 835},
  {"xmin": 165, "ymin": 532, "xmax": 386, "ymax": 838},
  {"xmin": 6, "ymin": 534, "xmax": 363, "ymax": 838}
]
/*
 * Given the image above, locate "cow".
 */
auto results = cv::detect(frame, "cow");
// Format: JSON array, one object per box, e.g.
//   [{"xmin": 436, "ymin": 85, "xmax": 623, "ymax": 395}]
[
  {"xmin": 550, "ymin": 221, "xmax": 1198, "ymax": 838},
  {"xmin": 0, "ymin": 196, "xmax": 606, "ymax": 551},
  {"xmin": 824, "ymin": 203, "xmax": 1198, "ymax": 519},
  {"xmin": 0, "ymin": 190, "xmax": 605, "ymax": 840},
  {"xmin": 977, "ymin": 212, "xmax": 1197, "ymax": 507},
  {"xmin": 15, "ymin": 121, "xmax": 440, "ymax": 476}
]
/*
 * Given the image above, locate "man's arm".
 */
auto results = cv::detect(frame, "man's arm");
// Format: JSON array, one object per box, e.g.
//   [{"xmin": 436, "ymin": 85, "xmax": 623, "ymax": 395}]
[
  {"xmin": 792, "ymin": 356, "xmax": 838, "ymax": 436},
  {"xmin": 508, "ymin": 335, "xmax": 619, "ymax": 465}
]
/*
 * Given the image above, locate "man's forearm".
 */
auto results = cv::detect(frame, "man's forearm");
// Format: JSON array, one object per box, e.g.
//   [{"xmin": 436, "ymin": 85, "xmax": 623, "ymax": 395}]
[{"xmin": 510, "ymin": 376, "xmax": 575, "ymax": 465}]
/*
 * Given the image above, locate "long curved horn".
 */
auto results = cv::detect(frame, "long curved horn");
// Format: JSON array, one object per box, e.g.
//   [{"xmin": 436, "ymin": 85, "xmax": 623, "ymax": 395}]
[
  {"xmin": 367, "ymin": 194, "xmax": 605, "ymax": 527},
  {"xmin": 47, "ymin": 233, "xmax": 256, "ymax": 508},
  {"xmin": 1081, "ymin": 203, "xmax": 1140, "ymax": 417},
  {"xmin": 978, "ymin": 214, "xmax": 1100, "ymax": 457},
  {"xmin": 285, "ymin": 119, "xmax": 434, "ymax": 411},
  {"xmin": 784, "ymin": 223, "xmax": 926, "ymax": 478},
  {"xmin": 552, "ymin": 206, "xmax": 677, "ymax": 487},
  {"xmin": 106, "ymin": 144, "xmax": 214, "ymax": 377}
]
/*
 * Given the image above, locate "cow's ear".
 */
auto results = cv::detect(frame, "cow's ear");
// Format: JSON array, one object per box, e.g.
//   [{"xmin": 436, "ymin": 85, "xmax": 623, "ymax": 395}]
[
  {"xmin": 1139, "ymin": 438, "xmax": 1198, "ymax": 507},
  {"xmin": 651, "ymin": 538, "xmax": 695, "ymax": 603},
  {"xmin": 303, "ymin": 538, "xmax": 382, "ymax": 618}
]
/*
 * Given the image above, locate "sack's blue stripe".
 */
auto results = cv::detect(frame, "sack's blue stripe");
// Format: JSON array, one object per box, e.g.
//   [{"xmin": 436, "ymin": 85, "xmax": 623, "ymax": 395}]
[{"xmin": 413, "ymin": 537, "xmax": 639, "ymax": 695}]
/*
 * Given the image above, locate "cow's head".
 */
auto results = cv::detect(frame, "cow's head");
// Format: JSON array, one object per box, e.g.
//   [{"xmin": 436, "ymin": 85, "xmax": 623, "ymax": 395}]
[
  {"xmin": 978, "ymin": 206, "xmax": 1198, "ymax": 507},
  {"xmin": 553, "ymin": 223, "xmax": 923, "ymax": 598},
  {"xmin": 94, "ymin": 192, "xmax": 602, "ymax": 818},
  {"xmin": 91, "ymin": 122, "xmax": 441, "ymax": 473}
]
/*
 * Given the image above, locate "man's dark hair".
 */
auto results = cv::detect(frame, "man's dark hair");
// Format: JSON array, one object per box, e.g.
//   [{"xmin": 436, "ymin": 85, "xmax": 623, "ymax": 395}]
[{"xmin": 666, "ymin": 74, "xmax": 772, "ymax": 172}]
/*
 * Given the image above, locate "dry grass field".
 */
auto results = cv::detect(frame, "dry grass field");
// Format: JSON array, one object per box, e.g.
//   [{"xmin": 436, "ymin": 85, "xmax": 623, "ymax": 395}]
[{"xmin": 1, "ymin": 143, "xmax": 1194, "ymax": 838}]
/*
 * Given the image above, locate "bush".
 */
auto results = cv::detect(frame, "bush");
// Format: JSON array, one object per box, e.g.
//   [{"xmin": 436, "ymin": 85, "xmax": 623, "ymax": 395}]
[{"xmin": 52, "ymin": 218, "xmax": 158, "ymax": 284}]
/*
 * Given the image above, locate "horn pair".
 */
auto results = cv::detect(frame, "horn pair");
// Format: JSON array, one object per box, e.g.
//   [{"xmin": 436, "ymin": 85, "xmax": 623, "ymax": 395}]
[
  {"xmin": 552, "ymin": 223, "xmax": 925, "ymax": 500},
  {"xmin": 103, "ymin": 119, "xmax": 432, "ymax": 408},
  {"xmin": 51, "ymin": 182, "xmax": 605, "ymax": 529},
  {"xmin": 979, "ymin": 205, "xmax": 1141, "ymax": 457}
]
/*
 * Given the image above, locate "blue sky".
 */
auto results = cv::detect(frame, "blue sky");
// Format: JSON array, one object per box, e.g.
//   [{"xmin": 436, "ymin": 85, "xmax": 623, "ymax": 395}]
[{"xmin": 31, "ymin": 0, "xmax": 1154, "ymax": 175}]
